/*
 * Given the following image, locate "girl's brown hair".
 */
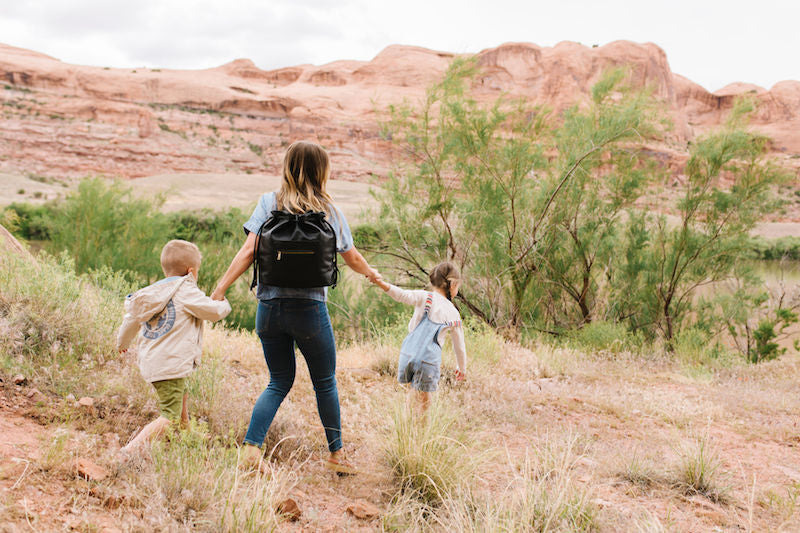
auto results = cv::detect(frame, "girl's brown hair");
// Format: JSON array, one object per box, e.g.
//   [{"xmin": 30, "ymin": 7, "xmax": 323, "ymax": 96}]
[
  {"xmin": 429, "ymin": 261, "xmax": 460, "ymax": 301},
  {"xmin": 276, "ymin": 141, "xmax": 335, "ymax": 215}
]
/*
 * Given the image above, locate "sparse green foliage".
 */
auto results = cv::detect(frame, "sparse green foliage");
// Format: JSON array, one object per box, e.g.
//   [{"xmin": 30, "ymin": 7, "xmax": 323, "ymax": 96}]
[
  {"xmin": 49, "ymin": 178, "xmax": 169, "ymax": 282},
  {"xmin": 371, "ymin": 56, "xmax": 786, "ymax": 354}
]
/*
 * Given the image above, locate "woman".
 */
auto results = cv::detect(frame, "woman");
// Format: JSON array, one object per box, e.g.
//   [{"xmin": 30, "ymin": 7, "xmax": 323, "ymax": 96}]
[{"xmin": 211, "ymin": 141, "xmax": 379, "ymax": 474}]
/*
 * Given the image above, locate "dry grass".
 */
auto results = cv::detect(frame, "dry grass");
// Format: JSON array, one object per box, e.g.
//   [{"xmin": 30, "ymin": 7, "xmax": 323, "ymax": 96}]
[{"xmin": 3, "ymin": 252, "xmax": 800, "ymax": 531}]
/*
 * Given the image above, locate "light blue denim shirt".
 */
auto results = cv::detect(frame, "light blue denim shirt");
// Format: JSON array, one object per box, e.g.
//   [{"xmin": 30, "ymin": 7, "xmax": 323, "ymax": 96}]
[{"xmin": 243, "ymin": 192, "xmax": 354, "ymax": 302}]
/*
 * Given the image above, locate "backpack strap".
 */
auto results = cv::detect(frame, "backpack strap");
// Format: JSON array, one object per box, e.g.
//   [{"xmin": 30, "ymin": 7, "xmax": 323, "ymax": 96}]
[
  {"xmin": 250, "ymin": 221, "xmax": 265, "ymax": 291},
  {"xmin": 320, "ymin": 215, "xmax": 339, "ymax": 289}
]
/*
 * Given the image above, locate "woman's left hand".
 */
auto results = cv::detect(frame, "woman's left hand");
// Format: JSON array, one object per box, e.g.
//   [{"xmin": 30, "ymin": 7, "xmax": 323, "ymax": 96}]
[{"xmin": 210, "ymin": 287, "xmax": 225, "ymax": 301}]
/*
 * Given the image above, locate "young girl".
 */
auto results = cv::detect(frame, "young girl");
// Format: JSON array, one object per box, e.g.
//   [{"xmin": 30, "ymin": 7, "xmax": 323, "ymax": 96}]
[{"xmin": 372, "ymin": 262, "xmax": 467, "ymax": 408}]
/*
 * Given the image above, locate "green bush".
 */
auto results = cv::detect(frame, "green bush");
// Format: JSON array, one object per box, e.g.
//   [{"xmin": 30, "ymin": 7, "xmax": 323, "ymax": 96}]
[
  {"xmin": 567, "ymin": 321, "xmax": 642, "ymax": 354},
  {"xmin": 1, "ymin": 201, "xmax": 55, "ymax": 240},
  {"xmin": 749, "ymin": 236, "xmax": 800, "ymax": 261}
]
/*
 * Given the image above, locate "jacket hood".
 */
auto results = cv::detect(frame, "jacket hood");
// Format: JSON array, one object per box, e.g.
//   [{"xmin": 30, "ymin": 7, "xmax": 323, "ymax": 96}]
[{"xmin": 123, "ymin": 276, "xmax": 186, "ymax": 323}]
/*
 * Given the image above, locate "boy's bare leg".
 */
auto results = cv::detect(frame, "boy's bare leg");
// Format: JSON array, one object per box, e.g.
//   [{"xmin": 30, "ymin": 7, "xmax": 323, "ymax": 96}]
[
  {"xmin": 180, "ymin": 393, "xmax": 189, "ymax": 428},
  {"xmin": 120, "ymin": 416, "xmax": 172, "ymax": 457}
]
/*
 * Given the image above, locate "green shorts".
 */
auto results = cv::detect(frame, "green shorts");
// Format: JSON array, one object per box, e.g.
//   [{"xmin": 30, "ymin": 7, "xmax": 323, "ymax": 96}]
[{"xmin": 151, "ymin": 378, "xmax": 186, "ymax": 421}]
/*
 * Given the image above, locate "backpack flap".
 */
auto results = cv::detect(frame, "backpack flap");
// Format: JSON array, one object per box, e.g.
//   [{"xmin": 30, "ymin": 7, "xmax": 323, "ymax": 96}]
[{"xmin": 253, "ymin": 210, "xmax": 338, "ymax": 289}]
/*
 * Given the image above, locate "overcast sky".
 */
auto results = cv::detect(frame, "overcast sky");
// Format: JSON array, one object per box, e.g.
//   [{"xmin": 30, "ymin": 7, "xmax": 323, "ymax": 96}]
[{"xmin": 1, "ymin": 0, "xmax": 797, "ymax": 92}]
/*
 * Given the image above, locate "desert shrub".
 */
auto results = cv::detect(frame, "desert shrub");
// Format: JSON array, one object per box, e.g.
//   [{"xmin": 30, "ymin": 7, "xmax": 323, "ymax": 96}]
[
  {"xmin": 49, "ymin": 178, "xmax": 169, "ymax": 281},
  {"xmin": 567, "ymin": 321, "xmax": 643, "ymax": 354},
  {"xmin": 749, "ymin": 236, "xmax": 800, "ymax": 261},
  {"xmin": 1, "ymin": 201, "xmax": 54, "ymax": 240},
  {"xmin": 0, "ymin": 251, "xmax": 124, "ymax": 392},
  {"xmin": 369, "ymin": 56, "xmax": 786, "ymax": 351}
]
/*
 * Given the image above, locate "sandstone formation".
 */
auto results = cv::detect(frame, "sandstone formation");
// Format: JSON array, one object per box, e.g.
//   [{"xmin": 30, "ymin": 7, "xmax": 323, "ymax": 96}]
[{"xmin": 0, "ymin": 41, "xmax": 798, "ymax": 182}]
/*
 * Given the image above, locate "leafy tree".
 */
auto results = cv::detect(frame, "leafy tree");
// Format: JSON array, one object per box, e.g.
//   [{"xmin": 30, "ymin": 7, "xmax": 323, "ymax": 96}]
[
  {"xmin": 642, "ymin": 99, "xmax": 787, "ymax": 343},
  {"xmin": 370, "ymin": 60, "xmax": 662, "ymax": 331}
]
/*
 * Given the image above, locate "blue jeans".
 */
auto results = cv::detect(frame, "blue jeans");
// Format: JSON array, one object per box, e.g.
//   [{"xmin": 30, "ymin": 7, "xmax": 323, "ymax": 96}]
[{"xmin": 243, "ymin": 299, "xmax": 342, "ymax": 452}]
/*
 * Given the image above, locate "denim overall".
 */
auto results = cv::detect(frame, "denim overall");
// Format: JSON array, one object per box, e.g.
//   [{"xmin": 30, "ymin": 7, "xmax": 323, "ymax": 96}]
[{"xmin": 397, "ymin": 293, "xmax": 446, "ymax": 392}]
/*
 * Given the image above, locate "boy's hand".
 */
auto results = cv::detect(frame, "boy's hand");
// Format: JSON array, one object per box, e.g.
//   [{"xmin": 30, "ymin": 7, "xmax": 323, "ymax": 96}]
[
  {"xmin": 210, "ymin": 287, "xmax": 225, "ymax": 301},
  {"xmin": 455, "ymin": 369, "xmax": 465, "ymax": 382}
]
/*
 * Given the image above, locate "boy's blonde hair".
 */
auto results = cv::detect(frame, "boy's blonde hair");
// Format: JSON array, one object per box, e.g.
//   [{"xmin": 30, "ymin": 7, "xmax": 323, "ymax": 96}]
[{"xmin": 160, "ymin": 240, "xmax": 202, "ymax": 277}]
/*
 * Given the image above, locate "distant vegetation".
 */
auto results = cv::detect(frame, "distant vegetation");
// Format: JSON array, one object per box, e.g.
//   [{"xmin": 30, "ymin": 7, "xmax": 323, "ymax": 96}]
[
  {"xmin": 2, "ymin": 61, "xmax": 798, "ymax": 363},
  {"xmin": 364, "ymin": 59, "xmax": 797, "ymax": 360}
]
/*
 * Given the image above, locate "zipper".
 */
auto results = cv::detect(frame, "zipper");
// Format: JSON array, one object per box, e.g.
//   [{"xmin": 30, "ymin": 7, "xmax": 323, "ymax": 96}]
[{"xmin": 277, "ymin": 250, "xmax": 314, "ymax": 260}]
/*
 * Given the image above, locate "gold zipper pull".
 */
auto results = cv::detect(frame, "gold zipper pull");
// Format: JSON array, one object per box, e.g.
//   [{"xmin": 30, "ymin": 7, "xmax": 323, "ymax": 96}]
[{"xmin": 277, "ymin": 251, "xmax": 282, "ymax": 260}]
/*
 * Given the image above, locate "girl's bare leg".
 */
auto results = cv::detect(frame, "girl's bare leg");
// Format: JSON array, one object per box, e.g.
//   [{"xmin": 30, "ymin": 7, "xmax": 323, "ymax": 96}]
[{"xmin": 416, "ymin": 390, "xmax": 431, "ymax": 412}]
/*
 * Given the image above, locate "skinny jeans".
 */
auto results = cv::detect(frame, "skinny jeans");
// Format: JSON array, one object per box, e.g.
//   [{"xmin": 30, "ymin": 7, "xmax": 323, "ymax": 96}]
[{"xmin": 243, "ymin": 298, "xmax": 342, "ymax": 452}]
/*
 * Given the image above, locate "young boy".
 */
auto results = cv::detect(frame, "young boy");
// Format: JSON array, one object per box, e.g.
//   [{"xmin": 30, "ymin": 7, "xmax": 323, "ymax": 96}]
[{"xmin": 116, "ymin": 239, "xmax": 231, "ymax": 456}]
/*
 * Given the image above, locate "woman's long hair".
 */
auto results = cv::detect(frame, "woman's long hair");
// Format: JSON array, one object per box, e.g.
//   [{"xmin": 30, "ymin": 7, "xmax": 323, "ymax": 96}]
[{"xmin": 275, "ymin": 141, "xmax": 335, "ymax": 215}]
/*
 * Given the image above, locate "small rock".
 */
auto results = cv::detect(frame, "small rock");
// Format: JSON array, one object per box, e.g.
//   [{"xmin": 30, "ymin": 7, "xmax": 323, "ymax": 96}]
[
  {"xmin": 78, "ymin": 397, "xmax": 94, "ymax": 408},
  {"xmin": 12, "ymin": 374, "xmax": 26, "ymax": 386},
  {"xmin": 89, "ymin": 486, "xmax": 125, "ymax": 509},
  {"xmin": 346, "ymin": 368, "xmax": 380, "ymax": 380},
  {"xmin": 26, "ymin": 388, "xmax": 46, "ymax": 403},
  {"xmin": 346, "ymin": 499, "xmax": 381, "ymax": 520},
  {"xmin": 66, "ymin": 394, "xmax": 76, "ymax": 402},
  {"xmin": 75, "ymin": 458, "xmax": 108, "ymax": 481},
  {"xmin": 276, "ymin": 498, "xmax": 301, "ymax": 521},
  {"xmin": 103, "ymin": 432, "xmax": 121, "ymax": 450}
]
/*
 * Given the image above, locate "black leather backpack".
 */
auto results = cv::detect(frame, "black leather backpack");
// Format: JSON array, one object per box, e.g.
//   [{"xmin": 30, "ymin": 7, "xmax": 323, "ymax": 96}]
[{"xmin": 251, "ymin": 210, "xmax": 338, "ymax": 289}]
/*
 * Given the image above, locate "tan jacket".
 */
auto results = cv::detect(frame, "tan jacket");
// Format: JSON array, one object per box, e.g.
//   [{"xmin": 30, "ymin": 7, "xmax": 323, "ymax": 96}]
[{"xmin": 116, "ymin": 275, "xmax": 231, "ymax": 383}]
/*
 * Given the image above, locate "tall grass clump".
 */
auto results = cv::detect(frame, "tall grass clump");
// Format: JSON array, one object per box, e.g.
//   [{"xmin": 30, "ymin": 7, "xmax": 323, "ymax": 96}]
[
  {"xmin": 382, "ymin": 397, "xmax": 482, "ymax": 506},
  {"xmin": 383, "ymin": 434, "xmax": 597, "ymax": 532},
  {"xmin": 145, "ymin": 422, "xmax": 295, "ymax": 530},
  {"xmin": 507, "ymin": 435, "xmax": 597, "ymax": 531},
  {"xmin": 186, "ymin": 331, "xmax": 255, "ymax": 441},
  {"xmin": 219, "ymin": 464, "xmax": 296, "ymax": 533},
  {"xmin": 673, "ymin": 436, "xmax": 729, "ymax": 503}
]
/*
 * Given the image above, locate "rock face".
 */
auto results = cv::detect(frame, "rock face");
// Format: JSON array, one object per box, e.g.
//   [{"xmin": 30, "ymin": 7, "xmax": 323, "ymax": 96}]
[{"xmin": 0, "ymin": 41, "xmax": 798, "ymax": 182}]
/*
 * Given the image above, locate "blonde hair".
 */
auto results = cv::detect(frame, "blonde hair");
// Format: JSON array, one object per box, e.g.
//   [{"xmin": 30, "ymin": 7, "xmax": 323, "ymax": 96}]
[
  {"xmin": 275, "ymin": 141, "xmax": 335, "ymax": 215},
  {"xmin": 160, "ymin": 240, "xmax": 202, "ymax": 277},
  {"xmin": 429, "ymin": 261, "xmax": 461, "ymax": 301}
]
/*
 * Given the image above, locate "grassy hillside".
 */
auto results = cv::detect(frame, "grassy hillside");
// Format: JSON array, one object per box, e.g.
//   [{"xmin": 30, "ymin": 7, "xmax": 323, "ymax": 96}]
[{"xmin": 2, "ymin": 243, "xmax": 800, "ymax": 531}]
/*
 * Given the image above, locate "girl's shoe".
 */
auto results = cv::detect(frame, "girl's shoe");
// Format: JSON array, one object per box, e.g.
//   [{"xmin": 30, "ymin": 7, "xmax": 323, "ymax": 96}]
[{"xmin": 324, "ymin": 455, "xmax": 358, "ymax": 476}]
